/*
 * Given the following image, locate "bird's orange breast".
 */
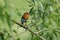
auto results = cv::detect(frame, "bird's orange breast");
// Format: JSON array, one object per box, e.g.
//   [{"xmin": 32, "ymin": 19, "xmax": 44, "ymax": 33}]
[{"xmin": 22, "ymin": 12, "xmax": 29, "ymax": 20}]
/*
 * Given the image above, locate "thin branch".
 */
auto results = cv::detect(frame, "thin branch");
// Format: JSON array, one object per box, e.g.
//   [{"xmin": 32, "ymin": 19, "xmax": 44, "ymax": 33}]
[
  {"xmin": 11, "ymin": 20, "xmax": 46, "ymax": 40},
  {"xmin": 35, "ymin": 27, "xmax": 60, "ymax": 34}
]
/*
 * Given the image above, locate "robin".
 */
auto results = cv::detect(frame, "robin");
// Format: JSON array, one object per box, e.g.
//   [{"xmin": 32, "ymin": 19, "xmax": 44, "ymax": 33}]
[{"xmin": 21, "ymin": 12, "xmax": 29, "ymax": 25}]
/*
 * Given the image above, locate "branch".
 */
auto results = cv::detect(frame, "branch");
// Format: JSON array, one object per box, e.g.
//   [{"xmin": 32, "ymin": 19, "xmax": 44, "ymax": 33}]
[{"xmin": 11, "ymin": 20, "xmax": 46, "ymax": 40}]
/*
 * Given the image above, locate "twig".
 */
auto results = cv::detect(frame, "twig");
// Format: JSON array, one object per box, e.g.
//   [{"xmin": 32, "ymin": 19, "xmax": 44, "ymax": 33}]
[
  {"xmin": 11, "ymin": 20, "xmax": 46, "ymax": 40},
  {"xmin": 35, "ymin": 27, "xmax": 60, "ymax": 34}
]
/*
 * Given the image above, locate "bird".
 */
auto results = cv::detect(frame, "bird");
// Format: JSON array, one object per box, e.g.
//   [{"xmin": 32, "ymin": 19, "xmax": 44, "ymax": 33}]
[{"xmin": 21, "ymin": 12, "xmax": 29, "ymax": 25}]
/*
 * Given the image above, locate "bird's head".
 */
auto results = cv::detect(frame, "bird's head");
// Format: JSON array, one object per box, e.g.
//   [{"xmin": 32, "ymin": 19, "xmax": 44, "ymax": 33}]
[{"xmin": 24, "ymin": 12, "xmax": 29, "ymax": 15}]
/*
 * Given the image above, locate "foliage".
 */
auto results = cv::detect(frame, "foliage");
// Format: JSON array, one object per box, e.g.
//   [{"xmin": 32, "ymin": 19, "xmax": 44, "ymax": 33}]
[{"xmin": 0, "ymin": 0, "xmax": 60, "ymax": 40}]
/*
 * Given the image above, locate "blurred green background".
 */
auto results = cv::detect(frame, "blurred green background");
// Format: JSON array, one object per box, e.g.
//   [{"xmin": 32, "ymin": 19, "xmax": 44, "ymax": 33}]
[{"xmin": 0, "ymin": 0, "xmax": 60, "ymax": 40}]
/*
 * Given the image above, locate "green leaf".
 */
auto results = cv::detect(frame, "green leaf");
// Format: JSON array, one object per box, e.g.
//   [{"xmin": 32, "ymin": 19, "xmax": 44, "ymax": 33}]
[
  {"xmin": 13, "ymin": 30, "xmax": 17, "ymax": 33},
  {"xmin": 0, "ymin": 32, "xmax": 4, "ymax": 40},
  {"xmin": 32, "ymin": 0, "xmax": 35, "ymax": 5},
  {"xmin": 17, "ymin": 38, "xmax": 20, "ymax": 40},
  {"xmin": 5, "ymin": 11, "xmax": 12, "ymax": 31},
  {"xmin": 29, "ymin": 7, "xmax": 34, "ymax": 15},
  {"xmin": 0, "ymin": 5, "xmax": 4, "ymax": 22}
]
